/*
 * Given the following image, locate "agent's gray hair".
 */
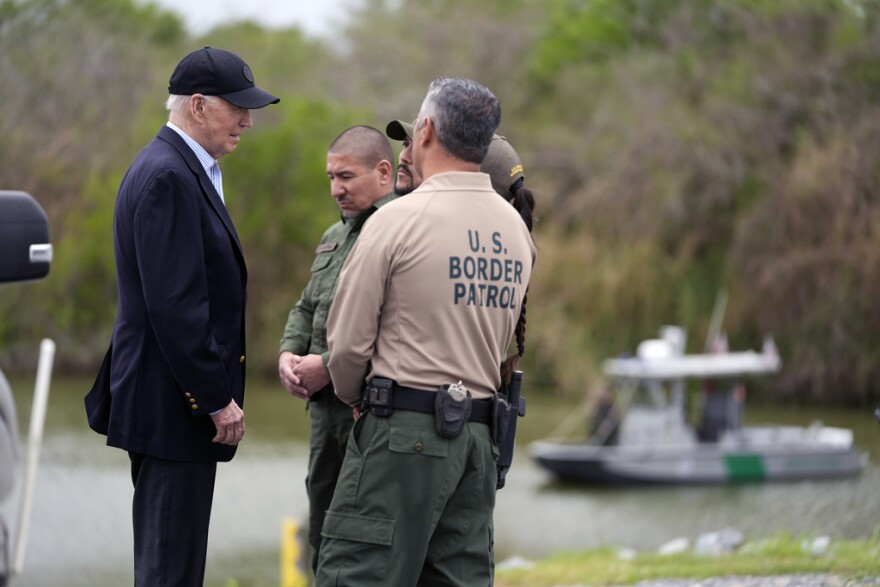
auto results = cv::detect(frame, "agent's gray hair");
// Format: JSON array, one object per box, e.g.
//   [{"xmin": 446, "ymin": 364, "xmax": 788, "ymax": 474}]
[{"xmin": 417, "ymin": 78, "xmax": 501, "ymax": 164}]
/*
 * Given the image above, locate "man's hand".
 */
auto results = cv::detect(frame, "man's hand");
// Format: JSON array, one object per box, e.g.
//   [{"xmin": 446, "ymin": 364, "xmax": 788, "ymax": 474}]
[
  {"xmin": 278, "ymin": 351, "xmax": 308, "ymax": 399},
  {"xmin": 279, "ymin": 352, "xmax": 331, "ymax": 399},
  {"xmin": 293, "ymin": 354, "xmax": 331, "ymax": 395},
  {"xmin": 210, "ymin": 398, "xmax": 245, "ymax": 445},
  {"xmin": 279, "ymin": 351, "xmax": 309, "ymax": 399}
]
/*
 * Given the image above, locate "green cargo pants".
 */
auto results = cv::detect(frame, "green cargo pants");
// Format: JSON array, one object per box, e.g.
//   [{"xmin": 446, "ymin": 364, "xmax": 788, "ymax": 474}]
[
  {"xmin": 306, "ymin": 387, "xmax": 356, "ymax": 573},
  {"xmin": 315, "ymin": 409, "xmax": 497, "ymax": 586}
]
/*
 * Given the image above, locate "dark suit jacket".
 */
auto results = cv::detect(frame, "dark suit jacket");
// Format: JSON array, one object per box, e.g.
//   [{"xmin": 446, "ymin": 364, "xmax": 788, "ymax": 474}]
[{"xmin": 87, "ymin": 125, "xmax": 247, "ymax": 463}]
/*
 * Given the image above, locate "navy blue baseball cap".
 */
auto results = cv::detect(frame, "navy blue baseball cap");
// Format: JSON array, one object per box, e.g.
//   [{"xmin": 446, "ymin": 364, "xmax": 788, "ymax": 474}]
[{"xmin": 169, "ymin": 47, "xmax": 280, "ymax": 109}]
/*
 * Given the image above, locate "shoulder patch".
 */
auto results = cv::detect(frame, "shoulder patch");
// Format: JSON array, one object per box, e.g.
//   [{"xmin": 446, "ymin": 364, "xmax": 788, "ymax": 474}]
[{"xmin": 315, "ymin": 242, "xmax": 338, "ymax": 254}]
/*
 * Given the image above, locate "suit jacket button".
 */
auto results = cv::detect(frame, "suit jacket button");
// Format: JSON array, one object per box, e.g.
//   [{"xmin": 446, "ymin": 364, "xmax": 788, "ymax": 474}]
[
  {"xmin": 239, "ymin": 355, "xmax": 246, "ymax": 363},
  {"xmin": 185, "ymin": 392, "xmax": 192, "ymax": 398},
  {"xmin": 189, "ymin": 398, "xmax": 196, "ymax": 404},
  {"xmin": 191, "ymin": 404, "xmax": 199, "ymax": 410}
]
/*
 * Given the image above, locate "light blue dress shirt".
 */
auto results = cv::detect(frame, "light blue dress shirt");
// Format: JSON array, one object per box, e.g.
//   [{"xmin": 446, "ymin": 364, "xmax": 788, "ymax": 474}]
[{"xmin": 166, "ymin": 122, "xmax": 225, "ymax": 204}]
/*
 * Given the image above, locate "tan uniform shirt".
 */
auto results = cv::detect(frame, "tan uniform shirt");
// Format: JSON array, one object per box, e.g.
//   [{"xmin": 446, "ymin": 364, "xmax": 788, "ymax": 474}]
[{"xmin": 327, "ymin": 171, "xmax": 536, "ymax": 406}]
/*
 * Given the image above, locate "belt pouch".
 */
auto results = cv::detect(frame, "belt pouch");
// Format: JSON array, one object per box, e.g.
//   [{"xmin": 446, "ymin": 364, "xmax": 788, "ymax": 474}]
[
  {"xmin": 364, "ymin": 378, "xmax": 395, "ymax": 417},
  {"xmin": 491, "ymin": 394, "xmax": 512, "ymax": 446},
  {"xmin": 434, "ymin": 383, "xmax": 472, "ymax": 439}
]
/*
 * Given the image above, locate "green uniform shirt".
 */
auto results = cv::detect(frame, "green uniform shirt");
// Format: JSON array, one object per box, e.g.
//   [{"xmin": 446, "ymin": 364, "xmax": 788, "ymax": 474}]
[{"xmin": 279, "ymin": 193, "xmax": 396, "ymax": 366}]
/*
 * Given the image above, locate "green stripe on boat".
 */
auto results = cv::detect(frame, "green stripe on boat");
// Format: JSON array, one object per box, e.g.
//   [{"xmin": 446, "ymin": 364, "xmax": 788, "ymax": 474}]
[{"xmin": 725, "ymin": 455, "xmax": 765, "ymax": 480}]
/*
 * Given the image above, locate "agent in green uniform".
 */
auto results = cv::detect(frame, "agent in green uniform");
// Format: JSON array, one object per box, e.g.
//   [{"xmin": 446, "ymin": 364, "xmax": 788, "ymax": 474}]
[
  {"xmin": 277, "ymin": 125, "xmax": 394, "ymax": 573},
  {"xmin": 318, "ymin": 78, "xmax": 537, "ymax": 586}
]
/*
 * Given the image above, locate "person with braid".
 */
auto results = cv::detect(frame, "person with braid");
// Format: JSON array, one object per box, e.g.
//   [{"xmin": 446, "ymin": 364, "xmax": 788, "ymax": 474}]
[
  {"xmin": 318, "ymin": 78, "xmax": 536, "ymax": 586},
  {"xmin": 480, "ymin": 134, "xmax": 537, "ymax": 383}
]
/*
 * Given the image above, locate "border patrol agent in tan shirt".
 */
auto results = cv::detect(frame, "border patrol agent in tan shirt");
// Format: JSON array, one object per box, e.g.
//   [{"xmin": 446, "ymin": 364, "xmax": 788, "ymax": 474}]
[{"xmin": 317, "ymin": 78, "xmax": 536, "ymax": 586}]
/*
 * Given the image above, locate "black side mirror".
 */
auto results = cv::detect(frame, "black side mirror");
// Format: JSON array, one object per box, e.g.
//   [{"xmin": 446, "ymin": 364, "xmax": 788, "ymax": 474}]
[{"xmin": 0, "ymin": 191, "xmax": 52, "ymax": 283}]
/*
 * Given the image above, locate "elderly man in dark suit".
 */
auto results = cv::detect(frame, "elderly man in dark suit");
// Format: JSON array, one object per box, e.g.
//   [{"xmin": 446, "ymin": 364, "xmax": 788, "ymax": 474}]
[{"xmin": 85, "ymin": 47, "xmax": 279, "ymax": 586}]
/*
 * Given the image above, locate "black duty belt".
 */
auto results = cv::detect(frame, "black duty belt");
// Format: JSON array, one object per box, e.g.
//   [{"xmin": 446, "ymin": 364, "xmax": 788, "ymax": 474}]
[{"xmin": 377, "ymin": 385, "xmax": 493, "ymax": 424}]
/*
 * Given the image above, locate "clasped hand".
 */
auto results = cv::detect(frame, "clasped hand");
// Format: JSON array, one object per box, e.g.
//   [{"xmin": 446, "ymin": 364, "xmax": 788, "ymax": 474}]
[{"xmin": 278, "ymin": 352, "xmax": 331, "ymax": 400}]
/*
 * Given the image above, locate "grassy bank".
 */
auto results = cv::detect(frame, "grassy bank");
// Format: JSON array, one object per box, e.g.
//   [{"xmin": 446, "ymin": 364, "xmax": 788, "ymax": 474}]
[{"xmin": 496, "ymin": 533, "xmax": 880, "ymax": 586}]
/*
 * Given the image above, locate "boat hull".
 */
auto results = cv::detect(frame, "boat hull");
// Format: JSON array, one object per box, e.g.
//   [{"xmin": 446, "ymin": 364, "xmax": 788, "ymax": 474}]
[{"xmin": 530, "ymin": 431, "xmax": 866, "ymax": 485}]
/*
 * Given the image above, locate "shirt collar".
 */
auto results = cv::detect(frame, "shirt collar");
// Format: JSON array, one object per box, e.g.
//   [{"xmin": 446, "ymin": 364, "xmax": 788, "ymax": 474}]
[
  {"xmin": 342, "ymin": 192, "xmax": 397, "ymax": 227},
  {"xmin": 415, "ymin": 171, "xmax": 494, "ymax": 194},
  {"xmin": 166, "ymin": 121, "xmax": 217, "ymax": 176}
]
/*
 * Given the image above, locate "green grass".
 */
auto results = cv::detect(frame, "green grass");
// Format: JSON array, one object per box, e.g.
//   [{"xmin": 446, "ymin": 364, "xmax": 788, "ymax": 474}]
[{"xmin": 496, "ymin": 532, "xmax": 880, "ymax": 586}]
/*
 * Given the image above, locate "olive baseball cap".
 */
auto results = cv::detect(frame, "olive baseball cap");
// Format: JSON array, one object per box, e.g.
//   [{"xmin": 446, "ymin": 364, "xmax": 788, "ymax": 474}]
[
  {"xmin": 482, "ymin": 135, "xmax": 524, "ymax": 199},
  {"xmin": 168, "ymin": 47, "xmax": 280, "ymax": 109},
  {"xmin": 386, "ymin": 119, "xmax": 415, "ymax": 141}
]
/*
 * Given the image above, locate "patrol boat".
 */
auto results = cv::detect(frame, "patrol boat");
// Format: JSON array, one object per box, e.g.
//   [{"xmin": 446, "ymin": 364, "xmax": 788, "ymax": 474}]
[{"xmin": 530, "ymin": 326, "xmax": 867, "ymax": 485}]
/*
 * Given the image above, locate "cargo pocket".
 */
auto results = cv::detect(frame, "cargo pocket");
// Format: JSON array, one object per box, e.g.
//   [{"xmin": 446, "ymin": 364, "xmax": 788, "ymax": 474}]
[
  {"xmin": 320, "ymin": 511, "xmax": 394, "ymax": 584},
  {"xmin": 389, "ymin": 426, "xmax": 449, "ymax": 458}
]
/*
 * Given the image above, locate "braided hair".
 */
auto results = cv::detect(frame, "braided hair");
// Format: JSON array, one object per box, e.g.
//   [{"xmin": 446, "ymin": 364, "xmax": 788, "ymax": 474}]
[{"xmin": 500, "ymin": 177, "xmax": 537, "ymax": 384}]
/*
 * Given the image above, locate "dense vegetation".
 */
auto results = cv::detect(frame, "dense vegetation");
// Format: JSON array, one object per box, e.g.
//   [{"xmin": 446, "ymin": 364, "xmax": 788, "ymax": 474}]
[{"xmin": 2, "ymin": 0, "xmax": 879, "ymax": 403}]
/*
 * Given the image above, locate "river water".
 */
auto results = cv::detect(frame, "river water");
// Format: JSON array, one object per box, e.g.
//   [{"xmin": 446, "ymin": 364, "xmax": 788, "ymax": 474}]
[{"xmin": 3, "ymin": 376, "xmax": 878, "ymax": 586}]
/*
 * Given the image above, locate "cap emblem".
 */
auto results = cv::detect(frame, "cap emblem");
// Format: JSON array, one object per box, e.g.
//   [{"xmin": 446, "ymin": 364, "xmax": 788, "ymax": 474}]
[{"xmin": 242, "ymin": 64, "xmax": 254, "ymax": 82}]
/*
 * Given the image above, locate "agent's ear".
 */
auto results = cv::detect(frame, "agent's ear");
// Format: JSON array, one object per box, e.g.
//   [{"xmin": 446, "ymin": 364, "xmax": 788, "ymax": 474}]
[
  {"xmin": 419, "ymin": 117, "xmax": 435, "ymax": 147},
  {"xmin": 376, "ymin": 159, "xmax": 394, "ymax": 184}
]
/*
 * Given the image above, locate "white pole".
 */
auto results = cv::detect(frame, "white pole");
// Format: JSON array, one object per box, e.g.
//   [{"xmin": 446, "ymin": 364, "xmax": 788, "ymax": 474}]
[
  {"xmin": 704, "ymin": 290, "xmax": 728, "ymax": 353},
  {"xmin": 12, "ymin": 338, "xmax": 55, "ymax": 576}
]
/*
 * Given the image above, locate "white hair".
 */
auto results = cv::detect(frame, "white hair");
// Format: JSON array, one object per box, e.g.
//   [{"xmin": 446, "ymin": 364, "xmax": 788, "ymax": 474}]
[{"xmin": 165, "ymin": 94, "xmax": 217, "ymax": 117}]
